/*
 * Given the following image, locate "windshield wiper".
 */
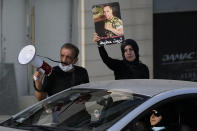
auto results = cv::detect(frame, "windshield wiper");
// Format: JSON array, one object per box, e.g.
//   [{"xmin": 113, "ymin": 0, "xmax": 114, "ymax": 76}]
[
  {"xmin": 1, "ymin": 119, "xmax": 73, "ymax": 131},
  {"xmin": 14, "ymin": 124, "xmax": 74, "ymax": 131}
]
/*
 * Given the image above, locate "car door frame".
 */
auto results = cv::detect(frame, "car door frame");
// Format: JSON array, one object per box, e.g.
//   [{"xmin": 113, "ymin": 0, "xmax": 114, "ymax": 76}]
[{"xmin": 107, "ymin": 88, "xmax": 197, "ymax": 131}]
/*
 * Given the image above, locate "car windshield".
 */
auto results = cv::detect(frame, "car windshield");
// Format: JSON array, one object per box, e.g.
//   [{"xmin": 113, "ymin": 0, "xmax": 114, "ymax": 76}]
[{"xmin": 2, "ymin": 88, "xmax": 149, "ymax": 131}]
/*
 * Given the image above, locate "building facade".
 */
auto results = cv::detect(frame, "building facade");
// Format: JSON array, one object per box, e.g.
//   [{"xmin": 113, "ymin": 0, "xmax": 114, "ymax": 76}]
[{"xmin": 0, "ymin": 0, "xmax": 153, "ymax": 95}]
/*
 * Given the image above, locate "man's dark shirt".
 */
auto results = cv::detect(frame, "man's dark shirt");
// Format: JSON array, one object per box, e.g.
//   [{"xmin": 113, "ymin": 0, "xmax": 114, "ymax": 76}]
[
  {"xmin": 42, "ymin": 65, "xmax": 89, "ymax": 96},
  {"xmin": 98, "ymin": 46, "xmax": 149, "ymax": 80}
]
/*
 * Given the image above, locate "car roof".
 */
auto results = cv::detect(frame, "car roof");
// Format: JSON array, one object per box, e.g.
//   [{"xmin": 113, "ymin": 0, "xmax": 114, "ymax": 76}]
[{"xmin": 72, "ymin": 79, "xmax": 197, "ymax": 97}]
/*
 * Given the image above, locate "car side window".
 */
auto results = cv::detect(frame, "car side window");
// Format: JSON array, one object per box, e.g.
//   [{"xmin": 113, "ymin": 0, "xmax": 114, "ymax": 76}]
[
  {"xmin": 121, "ymin": 94, "xmax": 197, "ymax": 131},
  {"xmin": 177, "ymin": 95, "xmax": 197, "ymax": 131}
]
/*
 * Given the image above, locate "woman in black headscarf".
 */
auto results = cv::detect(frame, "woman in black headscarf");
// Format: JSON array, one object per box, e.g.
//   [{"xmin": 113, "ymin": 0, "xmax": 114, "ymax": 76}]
[
  {"xmin": 149, "ymin": 109, "xmax": 168, "ymax": 131},
  {"xmin": 93, "ymin": 33, "xmax": 149, "ymax": 80}
]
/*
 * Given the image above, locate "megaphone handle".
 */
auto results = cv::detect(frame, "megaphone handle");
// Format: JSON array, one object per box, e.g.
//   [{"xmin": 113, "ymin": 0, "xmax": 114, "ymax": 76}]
[
  {"xmin": 33, "ymin": 68, "xmax": 45, "ymax": 81},
  {"xmin": 39, "ymin": 68, "xmax": 45, "ymax": 74}
]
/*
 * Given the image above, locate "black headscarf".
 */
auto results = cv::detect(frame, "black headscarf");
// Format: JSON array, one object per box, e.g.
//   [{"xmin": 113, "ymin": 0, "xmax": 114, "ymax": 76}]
[
  {"xmin": 121, "ymin": 39, "xmax": 139, "ymax": 62},
  {"xmin": 151, "ymin": 108, "xmax": 167, "ymax": 127}
]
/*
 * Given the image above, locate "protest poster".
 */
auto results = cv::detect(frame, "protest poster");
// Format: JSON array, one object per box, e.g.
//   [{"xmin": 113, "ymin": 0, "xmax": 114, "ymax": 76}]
[{"xmin": 92, "ymin": 2, "xmax": 124, "ymax": 45}]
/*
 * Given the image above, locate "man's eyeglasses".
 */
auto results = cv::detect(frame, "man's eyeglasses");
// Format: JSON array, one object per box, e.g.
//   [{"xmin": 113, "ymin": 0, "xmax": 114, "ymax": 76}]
[{"xmin": 151, "ymin": 110, "xmax": 161, "ymax": 117}]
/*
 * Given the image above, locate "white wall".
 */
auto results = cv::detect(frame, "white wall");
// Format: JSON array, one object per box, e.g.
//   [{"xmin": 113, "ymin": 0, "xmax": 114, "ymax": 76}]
[
  {"xmin": 0, "ymin": 0, "xmax": 2, "ymax": 61},
  {"xmin": 27, "ymin": 0, "xmax": 72, "ymax": 94},
  {"xmin": 34, "ymin": 0, "xmax": 72, "ymax": 66},
  {"xmin": 1, "ymin": 0, "xmax": 27, "ymax": 95},
  {"xmin": 0, "ymin": 0, "xmax": 152, "ymax": 95},
  {"xmin": 0, "ymin": 0, "xmax": 72, "ymax": 95}
]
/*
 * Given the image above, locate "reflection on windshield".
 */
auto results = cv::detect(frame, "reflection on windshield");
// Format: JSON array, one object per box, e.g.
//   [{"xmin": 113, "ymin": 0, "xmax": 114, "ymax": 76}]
[{"xmin": 1, "ymin": 88, "xmax": 149, "ymax": 131}]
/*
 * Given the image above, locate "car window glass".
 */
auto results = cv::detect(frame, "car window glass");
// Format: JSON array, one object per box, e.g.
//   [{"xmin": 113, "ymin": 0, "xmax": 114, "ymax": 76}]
[
  {"xmin": 2, "ymin": 88, "xmax": 148, "ymax": 131},
  {"xmin": 122, "ymin": 94, "xmax": 197, "ymax": 131}
]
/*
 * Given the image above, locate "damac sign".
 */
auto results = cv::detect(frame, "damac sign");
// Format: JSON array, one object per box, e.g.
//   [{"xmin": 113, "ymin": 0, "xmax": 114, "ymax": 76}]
[{"xmin": 162, "ymin": 52, "xmax": 196, "ymax": 63}]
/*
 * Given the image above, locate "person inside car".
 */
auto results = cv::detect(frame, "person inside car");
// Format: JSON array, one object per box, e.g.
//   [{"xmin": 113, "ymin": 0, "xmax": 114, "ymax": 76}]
[{"xmin": 149, "ymin": 109, "xmax": 167, "ymax": 131}]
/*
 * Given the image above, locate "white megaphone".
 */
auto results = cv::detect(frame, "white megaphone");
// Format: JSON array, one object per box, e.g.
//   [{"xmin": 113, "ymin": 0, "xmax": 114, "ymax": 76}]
[{"xmin": 18, "ymin": 45, "xmax": 52, "ymax": 75}]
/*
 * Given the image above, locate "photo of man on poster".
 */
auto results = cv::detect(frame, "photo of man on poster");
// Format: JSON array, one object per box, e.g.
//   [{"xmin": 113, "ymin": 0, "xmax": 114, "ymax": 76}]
[{"xmin": 92, "ymin": 2, "xmax": 124, "ymax": 45}]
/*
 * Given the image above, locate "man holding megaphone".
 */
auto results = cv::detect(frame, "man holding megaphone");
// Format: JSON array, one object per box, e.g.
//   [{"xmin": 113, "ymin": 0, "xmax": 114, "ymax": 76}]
[{"xmin": 33, "ymin": 43, "xmax": 89, "ymax": 101}]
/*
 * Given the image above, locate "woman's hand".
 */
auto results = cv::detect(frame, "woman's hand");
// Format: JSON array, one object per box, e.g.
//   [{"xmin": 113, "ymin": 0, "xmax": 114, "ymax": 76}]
[{"xmin": 93, "ymin": 32, "xmax": 100, "ymax": 43}]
